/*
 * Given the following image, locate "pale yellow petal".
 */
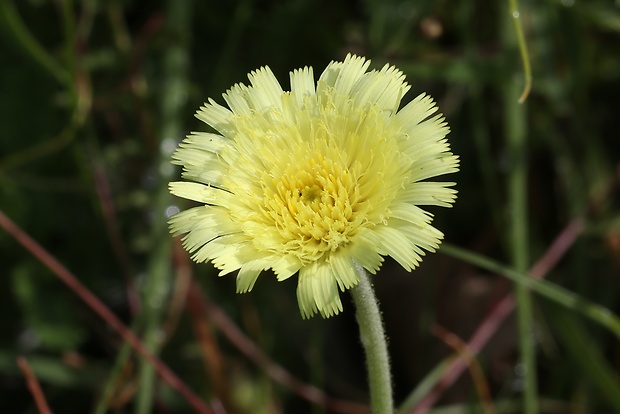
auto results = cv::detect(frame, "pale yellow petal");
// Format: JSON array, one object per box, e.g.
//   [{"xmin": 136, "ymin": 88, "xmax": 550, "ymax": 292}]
[
  {"xmin": 236, "ymin": 261, "xmax": 269, "ymax": 293},
  {"xmin": 388, "ymin": 203, "xmax": 433, "ymax": 228},
  {"xmin": 388, "ymin": 218, "xmax": 444, "ymax": 253},
  {"xmin": 289, "ymin": 66, "xmax": 315, "ymax": 106},
  {"xmin": 192, "ymin": 233, "xmax": 247, "ymax": 263},
  {"xmin": 273, "ymin": 255, "xmax": 302, "ymax": 281},
  {"xmin": 172, "ymin": 146, "xmax": 224, "ymax": 185},
  {"xmin": 223, "ymin": 83, "xmax": 252, "ymax": 115},
  {"xmin": 317, "ymin": 54, "xmax": 370, "ymax": 97},
  {"xmin": 396, "ymin": 93, "xmax": 440, "ymax": 131},
  {"xmin": 398, "ymin": 182, "xmax": 457, "ymax": 207},
  {"xmin": 351, "ymin": 63, "xmax": 410, "ymax": 113},
  {"xmin": 181, "ymin": 132, "xmax": 227, "ymax": 152},
  {"xmin": 212, "ymin": 243, "xmax": 262, "ymax": 276},
  {"xmin": 374, "ymin": 226, "xmax": 423, "ymax": 271},
  {"xmin": 329, "ymin": 252, "xmax": 360, "ymax": 290},
  {"xmin": 195, "ymin": 98, "xmax": 235, "ymax": 135},
  {"xmin": 404, "ymin": 117, "xmax": 450, "ymax": 152},
  {"xmin": 169, "ymin": 182, "xmax": 232, "ymax": 205},
  {"xmin": 247, "ymin": 66, "xmax": 285, "ymax": 110},
  {"xmin": 409, "ymin": 153, "xmax": 460, "ymax": 182},
  {"xmin": 297, "ymin": 262, "xmax": 343, "ymax": 319},
  {"xmin": 348, "ymin": 229, "xmax": 384, "ymax": 274},
  {"xmin": 169, "ymin": 207, "xmax": 238, "ymax": 249}
]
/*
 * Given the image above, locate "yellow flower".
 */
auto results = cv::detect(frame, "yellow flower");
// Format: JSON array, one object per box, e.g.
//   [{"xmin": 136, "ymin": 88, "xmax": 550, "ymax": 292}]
[{"xmin": 169, "ymin": 54, "xmax": 458, "ymax": 318}]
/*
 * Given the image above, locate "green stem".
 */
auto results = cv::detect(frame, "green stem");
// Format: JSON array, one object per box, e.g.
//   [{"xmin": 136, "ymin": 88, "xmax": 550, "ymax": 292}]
[
  {"xmin": 60, "ymin": 0, "xmax": 76, "ymax": 79},
  {"xmin": 509, "ymin": 0, "xmax": 532, "ymax": 103},
  {"xmin": 0, "ymin": 0, "xmax": 70, "ymax": 86},
  {"xmin": 135, "ymin": 0, "xmax": 191, "ymax": 412},
  {"xmin": 506, "ymin": 80, "xmax": 538, "ymax": 414},
  {"xmin": 504, "ymin": 2, "xmax": 537, "ymax": 411},
  {"xmin": 93, "ymin": 320, "xmax": 140, "ymax": 414},
  {"xmin": 350, "ymin": 264, "xmax": 393, "ymax": 414}
]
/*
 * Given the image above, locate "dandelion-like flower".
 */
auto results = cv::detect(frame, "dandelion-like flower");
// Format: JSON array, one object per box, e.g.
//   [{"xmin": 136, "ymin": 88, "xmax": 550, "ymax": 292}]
[{"xmin": 169, "ymin": 54, "xmax": 458, "ymax": 318}]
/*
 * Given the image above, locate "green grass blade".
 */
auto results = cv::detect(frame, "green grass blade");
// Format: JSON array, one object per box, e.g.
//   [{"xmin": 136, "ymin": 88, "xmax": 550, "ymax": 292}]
[
  {"xmin": 0, "ymin": 0, "xmax": 70, "ymax": 86},
  {"xmin": 546, "ymin": 305, "xmax": 620, "ymax": 411},
  {"xmin": 440, "ymin": 244, "xmax": 620, "ymax": 341}
]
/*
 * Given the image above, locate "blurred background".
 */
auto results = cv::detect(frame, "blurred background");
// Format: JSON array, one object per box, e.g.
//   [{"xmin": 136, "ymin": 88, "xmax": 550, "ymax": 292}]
[{"xmin": 1, "ymin": 0, "xmax": 619, "ymax": 413}]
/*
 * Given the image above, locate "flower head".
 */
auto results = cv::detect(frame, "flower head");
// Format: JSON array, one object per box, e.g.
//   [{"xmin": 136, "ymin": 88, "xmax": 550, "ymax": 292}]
[{"xmin": 169, "ymin": 54, "xmax": 458, "ymax": 318}]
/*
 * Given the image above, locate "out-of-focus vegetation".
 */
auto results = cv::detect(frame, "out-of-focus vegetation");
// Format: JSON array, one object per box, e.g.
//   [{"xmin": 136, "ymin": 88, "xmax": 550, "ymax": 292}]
[{"xmin": 1, "ymin": 0, "xmax": 619, "ymax": 413}]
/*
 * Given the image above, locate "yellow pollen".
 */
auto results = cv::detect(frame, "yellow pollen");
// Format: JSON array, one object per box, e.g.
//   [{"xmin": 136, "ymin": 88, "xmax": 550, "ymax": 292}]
[{"xmin": 257, "ymin": 153, "xmax": 360, "ymax": 261}]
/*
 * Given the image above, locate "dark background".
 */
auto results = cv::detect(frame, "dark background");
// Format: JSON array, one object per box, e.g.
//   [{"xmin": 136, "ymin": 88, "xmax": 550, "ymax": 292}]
[{"xmin": 1, "ymin": 0, "xmax": 619, "ymax": 413}]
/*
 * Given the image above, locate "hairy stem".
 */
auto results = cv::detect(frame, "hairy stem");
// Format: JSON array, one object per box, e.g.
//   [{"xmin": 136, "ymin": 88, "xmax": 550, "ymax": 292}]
[{"xmin": 350, "ymin": 264, "xmax": 393, "ymax": 413}]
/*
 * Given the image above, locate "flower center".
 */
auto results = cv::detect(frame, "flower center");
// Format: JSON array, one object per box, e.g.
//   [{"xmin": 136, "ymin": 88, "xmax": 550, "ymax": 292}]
[
  {"xmin": 259, "ymin": 152, "xmax": 362, "ymax": 262},
  {"xmin": 224, "ymin": 101, "xmax": 405, "ymax": 264},
  {"xmin": 300, "ymin": 185, "xmax": 320, "ymax": 203}
]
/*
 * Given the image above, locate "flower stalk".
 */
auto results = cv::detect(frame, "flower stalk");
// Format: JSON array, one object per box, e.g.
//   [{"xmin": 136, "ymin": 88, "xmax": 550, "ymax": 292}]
[{"xmin": 350, "ymin": 263, "xmax": 393, "ymax": 414}]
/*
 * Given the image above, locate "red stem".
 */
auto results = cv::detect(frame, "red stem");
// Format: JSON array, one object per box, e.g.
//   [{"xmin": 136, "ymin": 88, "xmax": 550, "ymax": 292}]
[
  {"xmin": 412, "ymin": 218, "xmax": 584, "ymax": 413},
  {"xmin": 0, "ymin": 210, "xmax": 213, "ymax": 414},
  {"xmin": 17, "ymin": 356, "xmax": 53, "ymax": 414}
]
